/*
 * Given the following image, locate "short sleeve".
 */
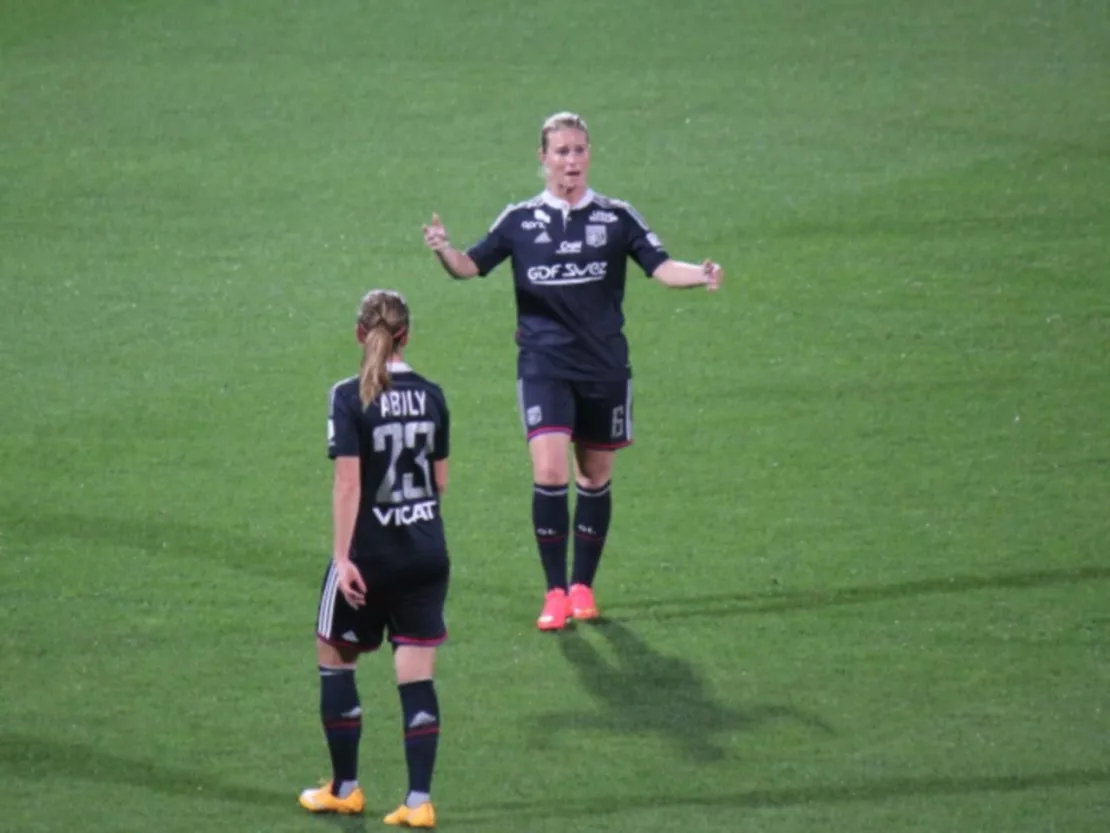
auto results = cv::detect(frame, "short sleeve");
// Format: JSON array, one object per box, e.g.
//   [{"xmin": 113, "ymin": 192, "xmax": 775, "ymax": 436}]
[
  {"xmin": 432, "ymin": 394, "xmax": 450, "ymax": 461},
  {"xmin": 465, "ymin": 205, "xmax": 515, "ymax": 277},
  {"xmin": 327, "ymin": 384, "xmax": 359, "ymax": 459},
  {"xmin": 624, "ymin": 205, "xmax": 670, "ymax": 277}
]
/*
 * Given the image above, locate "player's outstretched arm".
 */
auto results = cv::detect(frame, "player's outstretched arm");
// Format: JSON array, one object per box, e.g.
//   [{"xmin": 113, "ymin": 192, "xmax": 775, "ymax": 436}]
[
  {"xmin": 423, "ymin": 213, "xmax": 480, "ymax": 279},
  {"xmin": 652, "ymin": 259, "xmax": 723, "ymax": 291}
]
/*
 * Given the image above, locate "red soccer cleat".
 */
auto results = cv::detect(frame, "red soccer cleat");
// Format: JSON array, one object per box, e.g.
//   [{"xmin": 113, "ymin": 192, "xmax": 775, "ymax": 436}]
[
  {"xmin": 568, "ymin": 583, "xmax": 599, "ymax": 621},
  {"xmin": 537, "ymin": 588, "xmax": 569, "ymax": 631}
]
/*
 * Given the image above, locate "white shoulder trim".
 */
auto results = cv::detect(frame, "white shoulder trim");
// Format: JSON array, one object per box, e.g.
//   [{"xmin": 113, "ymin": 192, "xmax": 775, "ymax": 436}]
[
  {"xmin": 328, "ymin": 374, "xmax": 358, "ymax": 412},
  {"xmin": 596, "ymin": 194, "xmax": 652, "ymax": 231},
  {"xmin": 487, "ymin": 195, "xmax": 544, "ymax": 232}
]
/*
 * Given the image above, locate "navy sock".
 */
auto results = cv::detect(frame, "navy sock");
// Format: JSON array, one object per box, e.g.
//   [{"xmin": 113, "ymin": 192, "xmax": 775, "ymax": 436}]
[
  {"xmin": 399, "ymin": 680, "xmax": 440, "ymax": 801},
  {"xmin": 320, "ymin": 666, "xmax": 361, "ymax": 793},
  {"xmin": 571, "ymin": 481, "xmax": 612, "ymax": 587},
  {"xmin": 533, "ymin": 483, "xmax": 569, "ymax": 590}
]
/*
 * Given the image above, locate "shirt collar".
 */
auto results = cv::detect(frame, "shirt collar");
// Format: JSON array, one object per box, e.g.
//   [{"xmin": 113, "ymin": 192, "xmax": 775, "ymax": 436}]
[
  {"xmin": 541, "ymin": 188, "xmax": 596, "ymax": 213},
  {"xmin": 387, "ymin": 361, "xmax": 412, "ymax": 373}
]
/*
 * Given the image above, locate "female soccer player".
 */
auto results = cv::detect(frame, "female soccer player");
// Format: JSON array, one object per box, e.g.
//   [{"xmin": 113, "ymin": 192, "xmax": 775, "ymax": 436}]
[
  {"xmin": 298, "ymin": 289, "xmax": 450, "ymax": 828},
  {"xmin": 422, "ymin": 111, "xmax": 723, "ymax": 631}
]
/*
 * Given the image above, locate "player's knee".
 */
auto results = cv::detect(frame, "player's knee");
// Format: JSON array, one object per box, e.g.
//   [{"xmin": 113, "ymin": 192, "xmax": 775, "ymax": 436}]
[
  {"xmin": 531, "ymin": 449, "xmax": 569, "ymax": 485},
  {"xmin": 529, "ymin": 433, "xmax": 571, "ymax": 485},
  {"xmin": 576, "ymin": 469, "xmax": 611, "ymax": 490},
  {"xmin": 394, "ymin": 645, "xmax": 436, "ymax": 684},
  {"xmin": 533, "ymin": 461, "xmax": 569, "ymax": 485}
]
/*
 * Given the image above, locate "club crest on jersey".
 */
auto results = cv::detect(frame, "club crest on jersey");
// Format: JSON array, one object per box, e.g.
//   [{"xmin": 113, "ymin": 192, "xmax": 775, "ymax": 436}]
[
  {"xmin": 526, "ymin": 405, "xmax": 542, "ymax": 426},
  {"xmin": 534, "ymin": 208, "xmax": 552, "ymax": 225},
  {"xmin": 588, "ymin": 210, "xmax": 618, "ymax": 224},
  {"xmin": 585, "ymin": 225, "xmax": 607, "ymax": 247}
]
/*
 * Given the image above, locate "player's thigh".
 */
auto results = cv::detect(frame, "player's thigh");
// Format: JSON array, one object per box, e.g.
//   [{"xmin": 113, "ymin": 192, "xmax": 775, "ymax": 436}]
[
  {"xmin": 386, "ymin": 555, "xmax": 450, "ymax": 661},
  {"xmin": 315, "ymin": 560, "xmax": 388, "ymax": 655},
  {"xmin": 518, "ymin": 377, "xmax": 575, "ymax": 484},
  {"xmin": 571, "ymin": 379, "xmax": 633, "ymax": 453},
  {"xmin": 574, "ymin": 443, "xmax": 616, "ymax": 489}
]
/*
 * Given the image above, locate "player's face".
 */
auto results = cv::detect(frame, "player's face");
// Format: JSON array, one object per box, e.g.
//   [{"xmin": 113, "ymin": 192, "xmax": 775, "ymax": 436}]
[{"xmin": 540, "ymin": 128, "xmax": 590, "ymax": 197}]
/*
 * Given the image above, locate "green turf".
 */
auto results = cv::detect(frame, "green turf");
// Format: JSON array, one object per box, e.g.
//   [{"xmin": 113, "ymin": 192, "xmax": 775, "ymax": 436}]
[{"xmin": 2, "ymin": 0, "xmax": 1109, "ymax": 831}]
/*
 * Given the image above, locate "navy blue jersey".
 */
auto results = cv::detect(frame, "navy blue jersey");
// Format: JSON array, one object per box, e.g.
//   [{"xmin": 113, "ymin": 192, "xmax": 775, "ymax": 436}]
[
  {"xmin": 327, "ymin": 363, "xmax": 450, "ymax": 561},
  {"xmin": 466, "ymin": 189, "xmax": 670, "ymax": 381}
]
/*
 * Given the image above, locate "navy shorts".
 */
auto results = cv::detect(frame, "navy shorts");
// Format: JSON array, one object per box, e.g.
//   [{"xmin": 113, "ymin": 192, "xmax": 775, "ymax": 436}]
[
  {"xmin": 517, "ymin": 377, "xmax": 633, "ymax": 450},
  {"xmin": 315, "ymin": 555, "xmax": 449, "ymax": 652}
]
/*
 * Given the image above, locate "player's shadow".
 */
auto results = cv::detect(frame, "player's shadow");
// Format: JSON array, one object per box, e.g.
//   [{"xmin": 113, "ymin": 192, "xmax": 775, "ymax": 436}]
[
  {"xmin": 532, "ymin": 621, "xmax": 830, "ymax": 762},
  {"xmin": 0, "ymin": 732, "xmax": 287, "ymax": 808}
]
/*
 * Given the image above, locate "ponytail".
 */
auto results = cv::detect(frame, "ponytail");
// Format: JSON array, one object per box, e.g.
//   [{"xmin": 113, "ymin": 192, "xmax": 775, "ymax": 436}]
[
  {"xmin": 354, "ymin": 288, "xmax": 411, "ymax": 409},
  {"xmin": 358, "ymin": 325, "xmax": 394, "ymax": 409}
]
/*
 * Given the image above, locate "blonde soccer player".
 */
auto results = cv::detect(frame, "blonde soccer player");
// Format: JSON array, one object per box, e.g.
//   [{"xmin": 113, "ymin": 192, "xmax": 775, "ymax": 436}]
[{"xmin": 423, "ymin": 112, "xmax": 723, "ymax": 631}]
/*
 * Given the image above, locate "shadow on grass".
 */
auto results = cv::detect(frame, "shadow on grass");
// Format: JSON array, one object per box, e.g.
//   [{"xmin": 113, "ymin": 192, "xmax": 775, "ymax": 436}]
[
  {"xmin": 1, "ymin": 506, "xmax": 315, "ymax": 584},
  {"xmin": 452, "ymin": 766, "xmax": 1110, "ymax": 825},
  {"xmin": 0, "ymin": 732, "xmax": 288, "ymax": 808},
  {"xmin": 607, "ymin": 565, "xmax": 1110, "ymax": 623},
  {"xmin": 533, "ymin": 620, "xmax": 831, "ymax": 763}
]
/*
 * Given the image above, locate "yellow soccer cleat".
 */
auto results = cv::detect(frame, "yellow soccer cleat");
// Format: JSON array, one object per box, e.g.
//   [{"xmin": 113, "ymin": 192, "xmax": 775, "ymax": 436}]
[
  {"xmin": 383, "ymin": 801, "xmax": 437, "ymax": 828},
  {"xmin": 298, "ymin": 781, "xmax": 365, "ymax": 815}
]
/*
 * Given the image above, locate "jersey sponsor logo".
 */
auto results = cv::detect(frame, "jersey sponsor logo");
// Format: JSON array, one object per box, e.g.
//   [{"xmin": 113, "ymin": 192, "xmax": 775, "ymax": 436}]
[
  {"xmin": 534, "ymin": 231, "xmax": 551, "ymax": 243},
  {"xmin": 556, "ymin": 240, "xmax": 583, "ymax": 255},
  {"xmin": 588, "ymin": 210, "xmax": 618, "ymax": 224},
  {"xmin": 526, "ymin": 261, "xmax": 607, "ymax": 285},
  {"xmin": 585, "ymin": 225, "xmax": 607, "ymax": 247},
  {"xmin": 372, "ymin": 499, "xmax": 438, "ymax": 527},
  {"xmin": 526, "ymin": 405, "xmax": 542, "ymax": 426},
  {"xmin": 647, "ymin": 232, "xmax": 664, "ymax": 249}
]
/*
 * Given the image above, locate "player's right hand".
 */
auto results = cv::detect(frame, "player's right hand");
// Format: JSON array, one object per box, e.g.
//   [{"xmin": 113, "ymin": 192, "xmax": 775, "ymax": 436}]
[
  {"xmin": 702, "ymin": 259, "xmax": 724, "ymax": 292},
  {"xmin": 336, "ymin": 560, "xmax": 367, "ymax": 608},
  {"xmin": 423, "ymin": 213, "xmax": 450, "ymax": 252}
]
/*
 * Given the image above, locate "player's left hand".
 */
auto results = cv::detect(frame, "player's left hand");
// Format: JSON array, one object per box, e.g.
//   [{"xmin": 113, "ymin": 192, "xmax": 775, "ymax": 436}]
[
  {"xmin": 702, "ymin": 260, "xmax": 723, "ymax": 292},
  {"xmin": 336, "ymin": 560, "xmax": 367, "ymax": 609}
]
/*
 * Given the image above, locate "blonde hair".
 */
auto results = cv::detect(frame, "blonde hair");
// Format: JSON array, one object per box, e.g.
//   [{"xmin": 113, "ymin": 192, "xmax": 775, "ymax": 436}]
[
  {"xmin": 540, "ymin": 111, "xmax": 589, "ymax": 151},
  {"xmin": 355, "ymin": 289, "xmax": 410, "ymax": 409}
]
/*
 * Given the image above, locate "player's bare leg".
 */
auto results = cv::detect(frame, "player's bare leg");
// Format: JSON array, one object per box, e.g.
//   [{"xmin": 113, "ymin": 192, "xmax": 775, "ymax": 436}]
[
  {"xmin": 569, "ymin": 446, "xmax": 616, "ymax": 620},
  {"xmin": 530, "ymin": 432, "xmax": 573, "ymax": 630}
]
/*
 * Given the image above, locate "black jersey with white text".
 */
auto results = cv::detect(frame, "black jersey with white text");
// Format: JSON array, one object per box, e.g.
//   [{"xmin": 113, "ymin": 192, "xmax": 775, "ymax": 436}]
[
  {"xmin": 327, "ymin": 363, "xmax": 450, "ymax": 561},
  {"xmin": 466, "ymin": 189, "xmax": 670, "ymax": 381}
]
